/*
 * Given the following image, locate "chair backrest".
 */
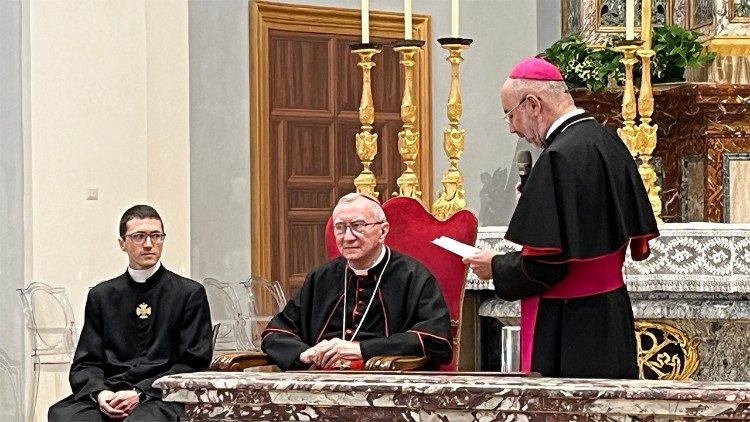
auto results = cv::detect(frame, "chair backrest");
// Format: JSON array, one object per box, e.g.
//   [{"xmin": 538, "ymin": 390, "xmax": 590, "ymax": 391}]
[
  {"xmin": 325, "ymin": 196, "xmax": 478, "ymax": 371},
  {"xmin": 17, "ymin": 282, "xmax": 78, "ymax": 361},
  {"xmin": 240, "ymin": 276, "xmax": 287, "ymax": 349},
  {"xmin": 201, "ymin": 278, "xmax": 250, "ymax": 351}
]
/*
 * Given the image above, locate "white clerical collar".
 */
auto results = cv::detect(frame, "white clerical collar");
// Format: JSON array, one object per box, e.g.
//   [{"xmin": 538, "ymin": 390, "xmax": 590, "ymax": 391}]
[
  {"xmin": 546, "ymin": 108, "xmax": 585, "ymax": 140},
  {"xmin": 128, "ymin": 261, "xmax": 161, "ymax": 283},
  {"xmin": 349, "ymin": 245, "xmax": 387, "ymax": 276}
]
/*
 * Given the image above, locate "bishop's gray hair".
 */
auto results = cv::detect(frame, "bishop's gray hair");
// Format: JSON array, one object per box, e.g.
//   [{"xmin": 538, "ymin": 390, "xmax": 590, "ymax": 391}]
[
  {"xmin": 509, "ymin": 79, "xmax": 570, "ymax": 102},
  {"xmin": 336, "ymin": 193, "xmax": 387, "ymax": 222}
]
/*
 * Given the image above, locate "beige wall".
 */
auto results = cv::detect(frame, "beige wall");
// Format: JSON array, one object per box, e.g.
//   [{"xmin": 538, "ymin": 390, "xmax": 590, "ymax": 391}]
[{"xmin": 26, "ymin": 1, "xmax": 189, "ymax": 417}]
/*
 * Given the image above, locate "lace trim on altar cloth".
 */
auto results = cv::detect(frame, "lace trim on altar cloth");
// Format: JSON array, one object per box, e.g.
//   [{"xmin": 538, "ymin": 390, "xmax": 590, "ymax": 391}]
[{"xmin": 467, "ymin": 225, "xmax": 750, "ymax": 292}]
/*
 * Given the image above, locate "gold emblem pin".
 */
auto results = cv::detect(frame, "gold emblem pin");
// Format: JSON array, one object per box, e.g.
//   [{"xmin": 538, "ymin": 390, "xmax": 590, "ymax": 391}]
[{"xmin": 136, "ymin": 303, "xmax": 151, "ymax": 319}]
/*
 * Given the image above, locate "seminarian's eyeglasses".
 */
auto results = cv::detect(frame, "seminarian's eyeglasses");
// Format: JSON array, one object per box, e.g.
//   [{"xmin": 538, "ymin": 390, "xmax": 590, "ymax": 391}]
[
  {"xmin": 503, "ymin": 96, "xmax": 528, "ymax": 125},
  {"xmin": 333, "ymin": 221, "xmax": 385, "ymax": 236},
  {"xmin": 123, "ymin": 232, "xmax": 167, "ymax": 244}
]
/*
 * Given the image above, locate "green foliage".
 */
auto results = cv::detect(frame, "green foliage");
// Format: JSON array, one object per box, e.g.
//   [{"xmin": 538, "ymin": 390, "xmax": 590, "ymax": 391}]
[
  {"xmin": 542, "ymin": 34, "xmax": 623, "ymax": 92},
  {"xmin": 651, "ymin": 25, "xmax": 716, "ymax": 79},
  {"xmin": 543, "ymin": 25, "xmax": 716, "ymax": 90}
]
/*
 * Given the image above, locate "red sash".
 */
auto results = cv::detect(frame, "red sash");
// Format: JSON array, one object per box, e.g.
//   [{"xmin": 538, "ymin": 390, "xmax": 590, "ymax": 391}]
[{"xmin": 519, "ymin": 246, "xmax": 626, "ymax": 372}]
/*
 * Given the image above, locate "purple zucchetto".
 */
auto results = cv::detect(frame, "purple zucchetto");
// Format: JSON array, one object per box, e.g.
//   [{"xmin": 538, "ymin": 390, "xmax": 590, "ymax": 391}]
[{"xmin": 509, "ymin": 57, "xmax": 564, "ymax": 81}]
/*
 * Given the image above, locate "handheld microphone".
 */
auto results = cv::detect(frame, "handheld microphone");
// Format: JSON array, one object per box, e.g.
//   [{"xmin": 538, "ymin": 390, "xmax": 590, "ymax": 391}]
[{"xmin": 516, "ymin": 150, "xmax": 532, "ymax": 193}]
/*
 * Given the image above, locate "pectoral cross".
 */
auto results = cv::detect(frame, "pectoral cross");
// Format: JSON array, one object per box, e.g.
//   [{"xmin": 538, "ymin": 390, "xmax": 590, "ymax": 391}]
[{"xmin": 136, "ymin": 303, "xmax": 151, "ymax": 319}]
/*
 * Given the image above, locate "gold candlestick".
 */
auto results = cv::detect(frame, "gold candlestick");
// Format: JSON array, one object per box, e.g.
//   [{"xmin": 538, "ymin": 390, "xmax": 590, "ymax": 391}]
[
  {"xmin": 393, "ymin": 39, "xmax": 425, "ymax": 200},
  {"xmin": 350, "ymin": 43, "xmax": 382, "ymax": 199},
  {"xmin": 432, "ymin": 38, "xmax": 472, "ymax": 220},
  {"xmin": 614, "ymin": 41, "xmax": 642, "ymax": 157},
  {"xmin": 615, "ymin": 5, "xmax": 662, "ymax": 223},
  {"xmin": 634, "ymin": 0, "xmax": 662, "ymax": 223},
  {"xmin": 636, "ymin": 45, "xmax": 663, "ymax": 223}
]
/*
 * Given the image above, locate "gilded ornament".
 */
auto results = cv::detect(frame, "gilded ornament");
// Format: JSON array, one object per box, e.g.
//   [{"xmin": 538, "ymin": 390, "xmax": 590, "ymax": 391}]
[
  {"xmin": 394, "ymin": 42, "xmax": 424, "ymax": 201},
  {"xmin": 136, "ymin": 303, "xmax": 151, "ymax": 319},
  {"xmin": 351, "ymin": 46, "xmax": 382, "ymax": 199},
  {"xmin": 635, "ymin": 320, "xmax": 699, "ymax": 380},
  {"xmin": 432, "ymin": 40, "xmax": 471, "ymax": 219},
  {"xmin": 616, "ymin": 35, "xmax": 663, "ymax": 222}
]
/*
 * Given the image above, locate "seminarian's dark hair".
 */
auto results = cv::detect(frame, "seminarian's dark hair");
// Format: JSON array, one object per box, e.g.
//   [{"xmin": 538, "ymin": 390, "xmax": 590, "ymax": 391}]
[{"xmin": 119, "ymin": 205, "xmax": 164, "ymax": 237}]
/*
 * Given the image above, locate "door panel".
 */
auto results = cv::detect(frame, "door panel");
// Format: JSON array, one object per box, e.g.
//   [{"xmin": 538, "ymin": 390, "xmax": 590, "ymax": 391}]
[{"xmin": 252, "ymin": 2, "xmax": 432, "ymax": 302}]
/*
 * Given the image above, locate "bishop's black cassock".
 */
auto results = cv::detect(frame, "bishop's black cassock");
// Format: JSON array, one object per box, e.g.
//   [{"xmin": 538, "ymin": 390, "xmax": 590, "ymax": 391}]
[
  {"xmin": 48, "ymin": 265, "xmax": 213, "ymax": 421},
  {"xmin": 262, "ymin": 248, "xmax": 453, "ymax": 371},
  {"xmin": 492, "ymin": 112, "xmax": 658, "ymax": 378}
]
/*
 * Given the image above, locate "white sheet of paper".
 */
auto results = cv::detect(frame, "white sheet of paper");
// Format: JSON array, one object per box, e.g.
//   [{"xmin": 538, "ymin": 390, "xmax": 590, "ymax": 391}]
[{"xmin": 431, "ymin": 236, "xmax": 480, "ymax": 259}]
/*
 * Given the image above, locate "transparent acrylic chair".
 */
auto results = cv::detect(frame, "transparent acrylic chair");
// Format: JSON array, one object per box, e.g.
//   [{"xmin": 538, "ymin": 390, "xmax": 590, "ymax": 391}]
[
  {"xmin": 240, "ymin": 276, "xmax": 287, "ymax": 349},
  {"xmin": 201, "ymin": 278, "xmax": 251, "ymax": 351},
  {"xmin": 0, "ymin": 349, "xmax": 22, "ymax": 422},
  {"xmin": 17, "ymin": 282, "xmax": 78, "ymax": 422}
]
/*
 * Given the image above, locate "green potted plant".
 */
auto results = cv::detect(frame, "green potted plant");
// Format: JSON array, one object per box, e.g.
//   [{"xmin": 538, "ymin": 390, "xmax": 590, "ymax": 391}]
[
  {"xmin": 542, "ymin": 26, "xmax": 715, "ymax": 89},
  {"xmin": 651, "ymin": 25, "xmax": 715, "ymax": 82},
  {"xmin": 542, "ymin": 34, "xmax": 623, "ymax": 92}
]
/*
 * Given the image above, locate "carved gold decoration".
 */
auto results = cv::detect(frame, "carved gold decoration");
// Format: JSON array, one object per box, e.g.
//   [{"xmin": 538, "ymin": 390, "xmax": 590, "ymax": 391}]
[
  {"xmin": 351, "ymin": 45, "xmax": 382, "ymax": 199},
  {"xmin": 636, "ymin": 44, "xmax": 664, "ymax": 224},
  {"xmin": 705, "ymin": 36, "xmax": 750, "ymax": 56},
  {"xmin": 136, "ymin": 303, "xmax": 151, "ymax": 319},
  {"xmin": 635, "ymin": 320, "xmax": 699, "ymax": 380},
  {"xmin": 394, "ymin": 40, "xmax": 425, "ymax": 201},
  {"xmin": 432, "ymin": 39, "xmax": 472, "ymax": 220},
  {"xmin": 616, "ymin": 1, "xmax": 664, "ymax": 223},
  {"xmin": 615, "ymin": 42, "xmax": 641, "ymax": 158}
]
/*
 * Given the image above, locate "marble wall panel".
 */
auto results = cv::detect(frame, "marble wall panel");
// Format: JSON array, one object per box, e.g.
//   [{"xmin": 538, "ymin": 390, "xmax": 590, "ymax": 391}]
[
  {"xmin": 678, "ymin": 319, "xmax": 750, "ymax": 381},
  {"xmin": 725, "ymin": 154, "xmax": 750, "ymax": 222},
  {"xmin": 682, "ymin": 155, "xmax": 705, "ymax": 221},
  {"xmin": 570, "ymin": 84, "xmax": 750, "ymax": 223}
]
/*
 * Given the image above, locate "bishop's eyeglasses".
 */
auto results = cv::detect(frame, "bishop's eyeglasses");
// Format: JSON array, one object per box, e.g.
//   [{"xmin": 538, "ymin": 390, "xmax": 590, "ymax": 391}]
[
  {"xmin": 124, "ymin": 232, "xmax": 167, "ymax": 244},
  {"xmin": 333, "ymin": 221, "xmax": 385, "ymax": 236},
  {"xmin": 503, "ymin": 96, "xmax": 528, "ymax": 125}
]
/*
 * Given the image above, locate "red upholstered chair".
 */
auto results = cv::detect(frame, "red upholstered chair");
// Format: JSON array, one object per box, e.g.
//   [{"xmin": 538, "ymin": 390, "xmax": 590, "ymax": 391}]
[
  {"xmin": 325, "ymin": 196, "xmax": 478, "ymax": 371},
  {"xmin": 211, "ymin": 197, "xmax": 477, "ymax": 372}
]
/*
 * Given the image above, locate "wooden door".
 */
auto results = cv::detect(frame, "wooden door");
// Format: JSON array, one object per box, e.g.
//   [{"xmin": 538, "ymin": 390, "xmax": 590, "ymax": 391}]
[{"xmin": 252, "ymin": 2, "xmax": 433, "ymax": 300}]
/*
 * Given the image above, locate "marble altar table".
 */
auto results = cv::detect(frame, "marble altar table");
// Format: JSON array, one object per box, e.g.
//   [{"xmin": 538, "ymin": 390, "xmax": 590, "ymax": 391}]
[{"xmin": 155, "ymin": 371, "xmax": 750, "ymax": 421}]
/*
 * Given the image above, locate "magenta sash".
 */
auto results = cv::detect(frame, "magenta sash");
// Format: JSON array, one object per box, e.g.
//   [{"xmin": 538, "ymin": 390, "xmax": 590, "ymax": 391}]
[{"xmin": 519, "ymin": 246, "xmax": 627, "ymax": 372}]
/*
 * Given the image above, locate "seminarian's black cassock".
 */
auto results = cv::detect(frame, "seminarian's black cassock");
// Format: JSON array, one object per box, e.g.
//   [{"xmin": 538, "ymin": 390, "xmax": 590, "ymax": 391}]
[
  {"xmin": 492, "ymin": 112, "xmax": 659, "ymax": 378},
  {"xmin": 261, "ymin": 249, "xmax": 453, "ymax": 371},
  {"xmin": 48, "ymin": 265, "xmax": 213, "ymax": 421}
]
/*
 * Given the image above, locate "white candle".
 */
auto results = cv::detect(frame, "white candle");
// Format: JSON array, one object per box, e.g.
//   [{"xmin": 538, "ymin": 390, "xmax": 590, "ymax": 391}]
[
  {"xmin": 404, "ymin": 0, "xmax": 412, "ymax": 40},
  {"xmin": 451, "ymin": 0, "xmax": 459, "ymax": 38},
  {"xmin": 625, "ymin": 0, "xmax": 635, "ymax": 40},
  {"xmin": 361, "ymin": 0, "xmax": 370, "ymax": 43}
]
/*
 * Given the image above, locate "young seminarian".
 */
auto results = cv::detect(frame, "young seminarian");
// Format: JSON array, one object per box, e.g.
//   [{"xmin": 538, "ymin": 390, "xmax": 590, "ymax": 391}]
[
  {"xmin": 48, "ymin": 205, "xmax": 213, "ymax": 421},
  {"xmin": 261, "ymin": 193, "xmax": 453, "ymax": 371},
  {"xmin": 465, "ymin": 57, "xmax": 659, "ymax": 379}
]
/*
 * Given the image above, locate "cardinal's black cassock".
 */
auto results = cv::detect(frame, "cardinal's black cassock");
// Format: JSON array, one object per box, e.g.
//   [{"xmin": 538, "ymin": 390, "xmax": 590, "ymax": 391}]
[
  {"xmin": 493, "ymin": 111, "xmax": 659, "ymax": 378},
  {"xmin": 48, "ymin": 265, "xmax": 213, "ymax": 421},
  {"xmin": 262, "ymin": 248, "xmax": 453, "ymax": 370}
]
